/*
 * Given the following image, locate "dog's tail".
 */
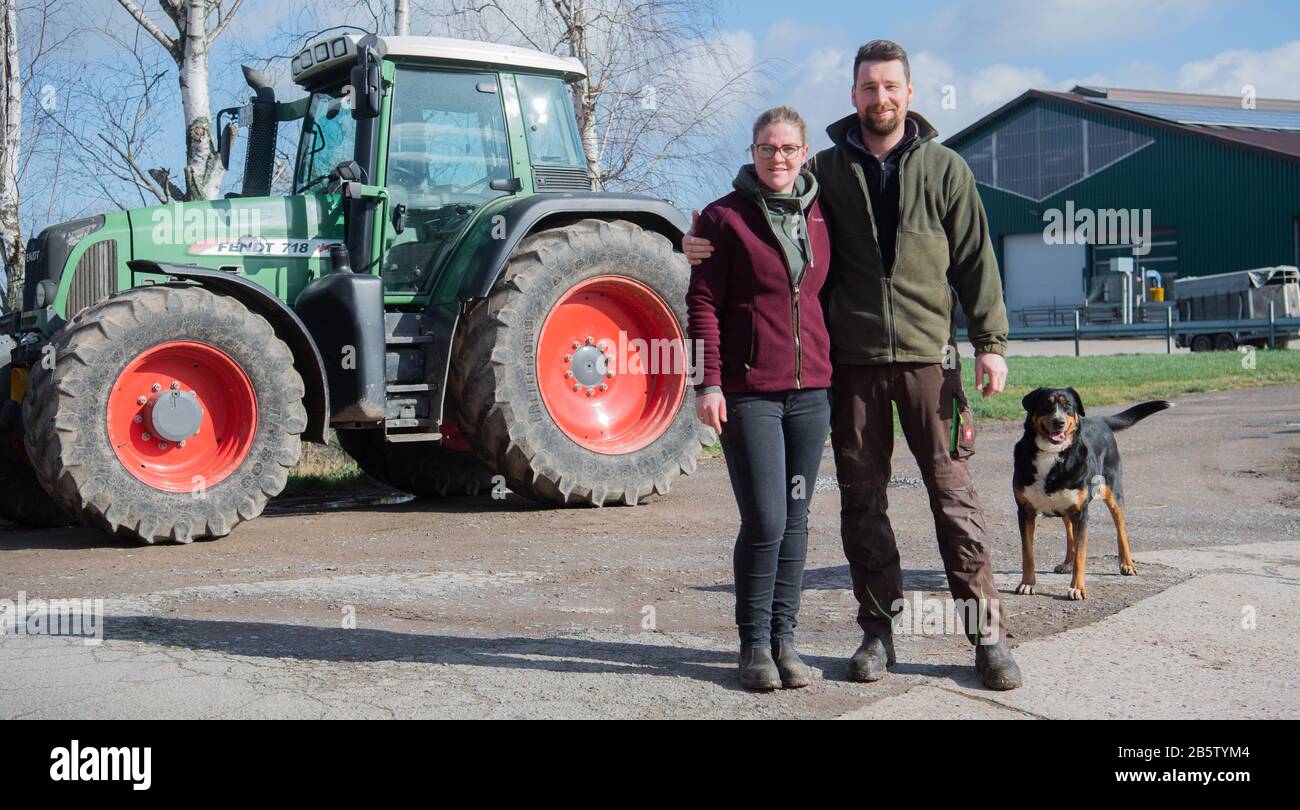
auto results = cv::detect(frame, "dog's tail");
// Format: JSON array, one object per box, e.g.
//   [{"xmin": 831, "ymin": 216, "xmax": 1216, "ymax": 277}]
[{"xmin": 1104, "ymin": 400, "xmax": 1173, "ymax": 431}]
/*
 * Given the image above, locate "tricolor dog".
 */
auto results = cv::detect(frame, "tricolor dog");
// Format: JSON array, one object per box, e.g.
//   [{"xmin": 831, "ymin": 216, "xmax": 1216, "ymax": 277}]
[{"xmin": 1012, "ymin": 388, "xmax": 1171, "ymax": 600}]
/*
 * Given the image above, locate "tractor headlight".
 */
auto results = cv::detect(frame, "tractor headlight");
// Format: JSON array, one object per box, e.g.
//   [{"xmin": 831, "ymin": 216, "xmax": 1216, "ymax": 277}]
[{"xmin": 35, "ymin": 280, "xmax": 57, "ymax": 308}]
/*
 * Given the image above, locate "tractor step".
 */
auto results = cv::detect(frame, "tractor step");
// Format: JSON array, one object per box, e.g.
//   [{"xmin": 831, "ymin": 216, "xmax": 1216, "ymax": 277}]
[
  {"xmin": 386, "ymin": 383, "xmax": 435, "ymax": 393},
  {"xmin": 383, "ymin": 431, "xmax": 444, "ymax": 442},
  {"xmin": 386, "ymin": 335, "xmax": 434, "ymax": 345},
  {"xmin": 381, "ymin": 312, "xmax": 447, "ymax": 443},
  {"xmin": 385, "ymin": 417, "xmax": 433, "ymax": 429}
]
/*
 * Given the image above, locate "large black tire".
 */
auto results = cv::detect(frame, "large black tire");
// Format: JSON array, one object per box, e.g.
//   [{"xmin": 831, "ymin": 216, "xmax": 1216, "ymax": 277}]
[
  {"xmin": 449, "ymin": 219, "xmax": 709, "ymax": 506},
  {"xmin": 24, "ymin": 284, "xmax": 307, "ymax": 544},
  {"xmin": 336, "ymin": 428, "xmax": 492, "ymax": 497}
]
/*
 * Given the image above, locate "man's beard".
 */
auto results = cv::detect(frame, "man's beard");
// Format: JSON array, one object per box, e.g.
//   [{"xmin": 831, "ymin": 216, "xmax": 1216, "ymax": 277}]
[{"xmin": 859, "ymin": 106, "xmax": 904, "ymax": 136}]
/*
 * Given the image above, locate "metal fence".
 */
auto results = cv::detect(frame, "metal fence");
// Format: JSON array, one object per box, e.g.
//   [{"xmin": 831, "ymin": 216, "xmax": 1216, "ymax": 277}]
[{"xmin": 956, "ymin": 306, "xmax": 1300, "ymax": 356}]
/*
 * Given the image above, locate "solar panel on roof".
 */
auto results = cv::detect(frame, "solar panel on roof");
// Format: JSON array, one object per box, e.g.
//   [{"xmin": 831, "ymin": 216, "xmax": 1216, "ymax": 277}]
[{"xmin": 1094, "ymin": 99, "xmax": 1300, "ymax": 130}]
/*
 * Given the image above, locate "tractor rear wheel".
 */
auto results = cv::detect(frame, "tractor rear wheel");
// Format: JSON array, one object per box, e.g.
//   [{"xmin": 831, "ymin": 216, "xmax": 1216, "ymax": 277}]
[
  {"xmin": 24, "ymin": 284, "xmax": 307, "ymax": 544},
  {"xmin": 449, "ymin": 219, "xmax": 708, "ymax": 506},
  {"xmin": 336, "ymin": 428, "xmax": 492, "ymax": 497}
]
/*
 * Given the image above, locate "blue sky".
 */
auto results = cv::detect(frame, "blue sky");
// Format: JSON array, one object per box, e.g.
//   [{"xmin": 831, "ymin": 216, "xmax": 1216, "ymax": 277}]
[
  {"xmin": 715, "ymin": 0, "xmax": 1300, "ymax": 141},
  {"xmin": 20, "ymin": 0, "xmax": 1300, "ymax": 220},
  {"xmin": 662, "ymin": 0, "xmax": 1300, "ymax": 207}
]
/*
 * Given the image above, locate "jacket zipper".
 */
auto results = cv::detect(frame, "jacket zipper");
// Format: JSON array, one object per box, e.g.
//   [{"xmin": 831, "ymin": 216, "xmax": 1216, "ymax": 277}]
[
  {"xmin": 793, "ymin": 210, "xmax": 814, "ymax": 389},
  {"xmin": 852, "ymin": 148, "xmax": 911, "ymax": 364},
  {"xmin": 885, "ymin": 152, "xmax": 908, "ymax": 363},
  {"xmin": 756, "ymin": 201, "xmax": 810, "ymax": 390},
  {"xmin": 852, "ymin": 162, "xmax": 895, "ymax": 363}
]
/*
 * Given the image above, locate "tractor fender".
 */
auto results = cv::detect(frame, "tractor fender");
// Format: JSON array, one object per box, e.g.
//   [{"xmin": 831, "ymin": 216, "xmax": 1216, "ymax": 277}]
[
  {"xmin": 418, "ymin": 194, "xmax": 688, "ymax": 431},
  {"xmin": 443, "ymin": 193, "xmax": 688, "ymax": 302},
  {"xmin": 127, "ymin": 260, "xmax": 330, "ymax": 443}
]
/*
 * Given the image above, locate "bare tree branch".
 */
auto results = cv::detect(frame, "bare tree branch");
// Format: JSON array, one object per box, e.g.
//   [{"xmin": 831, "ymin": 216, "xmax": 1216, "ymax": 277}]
[
  {"xmin": 209, "ymin": 0, "xmax": 245, "ymax": 43},
  {"xmin": 113, "ymin": 0, "xmax": 177, "ymax": 55}
]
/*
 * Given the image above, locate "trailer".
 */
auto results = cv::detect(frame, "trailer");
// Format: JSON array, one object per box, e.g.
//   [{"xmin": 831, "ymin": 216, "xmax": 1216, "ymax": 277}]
[{"xmin": 1172, "ymin": 266, "xmax": 1300, "ymax": 351}]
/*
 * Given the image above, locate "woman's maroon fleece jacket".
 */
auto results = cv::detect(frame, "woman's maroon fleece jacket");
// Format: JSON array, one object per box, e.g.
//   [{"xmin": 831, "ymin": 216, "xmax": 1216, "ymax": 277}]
[{"xmin": 686, "ymin": 184, "xmax": 833, "ymax": 394}]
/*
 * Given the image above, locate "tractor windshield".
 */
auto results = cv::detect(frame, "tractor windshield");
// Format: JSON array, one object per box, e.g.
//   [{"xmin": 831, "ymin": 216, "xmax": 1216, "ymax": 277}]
[{"xmin": 294, "ymin": 89, "xmax": 357, "ymax": 193}]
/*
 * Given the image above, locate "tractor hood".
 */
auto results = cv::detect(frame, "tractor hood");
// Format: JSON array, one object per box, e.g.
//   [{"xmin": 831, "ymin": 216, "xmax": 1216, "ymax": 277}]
[
  {"xmin": 124, "ymin": 195, "xmax": 345, "ymax": 307},
  {"xmin": 20, "ymin": 194, "xmax": 344, "ymax": 321}
]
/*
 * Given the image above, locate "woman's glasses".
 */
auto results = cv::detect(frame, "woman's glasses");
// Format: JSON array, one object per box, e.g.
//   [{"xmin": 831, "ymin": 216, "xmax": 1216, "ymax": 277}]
[{"xmin": 753, "ymin": 143, "xmax": 804, "ymax": 159}]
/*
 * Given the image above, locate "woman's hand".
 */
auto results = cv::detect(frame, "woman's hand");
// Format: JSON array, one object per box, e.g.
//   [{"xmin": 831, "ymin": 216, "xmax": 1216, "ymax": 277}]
[
  {"xmin": 695, "ymin": 391, "xmax": 727, "ymax": 434},
  {"xmin": 682, "ymin": 210, "xmax": 715, "ymax": 266}
]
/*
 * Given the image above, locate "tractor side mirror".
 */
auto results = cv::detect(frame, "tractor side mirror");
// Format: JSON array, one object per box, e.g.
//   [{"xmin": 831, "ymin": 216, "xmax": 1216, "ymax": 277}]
[
  {"xmin": 218, "ymin": 121, "xmax": 237, "ymax": 170},
  {"xmin": 489, "ymin": 177, "xmax": 522, "ymax": 193},
  {"xmin": 216, "ymin": 105, "xmax": 240, "ymax": 170},
  {"xmin": 350, "ymin": 46, "xmax": 383, "ymax": 120}
]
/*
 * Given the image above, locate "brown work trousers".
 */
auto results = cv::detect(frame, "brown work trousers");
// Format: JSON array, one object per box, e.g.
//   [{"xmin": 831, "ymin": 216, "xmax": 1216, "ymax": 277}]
[{"xmin": 830, "ymin": 360, "xmax": 1004, "ymax": 645}]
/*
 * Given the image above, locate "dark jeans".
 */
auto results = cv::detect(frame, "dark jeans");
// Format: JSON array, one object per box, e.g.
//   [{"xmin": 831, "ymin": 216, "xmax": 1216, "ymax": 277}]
[{"xmin": 719, "ymin": 387, "xmax": 832, "ymax": 644}]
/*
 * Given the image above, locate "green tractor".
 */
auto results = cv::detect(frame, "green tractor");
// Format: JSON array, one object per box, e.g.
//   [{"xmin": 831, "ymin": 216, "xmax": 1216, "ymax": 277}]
[{"xmin": 1, "ymin": 34, "xmax": 708, "ymax": 543}]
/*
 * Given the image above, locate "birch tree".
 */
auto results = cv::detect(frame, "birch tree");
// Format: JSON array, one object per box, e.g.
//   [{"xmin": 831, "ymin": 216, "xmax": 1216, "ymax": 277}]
[
  {"xmin": 394, "ymin": 0, "xmax": 410, "ymax": 35},
  {"xmin": 1, "ymin": 0, "xmax": 22, "ymax": 307},
  {"xmin": 113, "ymin": 0, "xmax": 245, "ymax": 201}
]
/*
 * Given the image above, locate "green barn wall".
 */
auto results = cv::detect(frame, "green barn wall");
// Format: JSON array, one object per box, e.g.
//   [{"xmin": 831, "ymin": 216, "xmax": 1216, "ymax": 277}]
[{"xmin": 946, "ymin": 96, "xmax": 1300, "ymax": 287}]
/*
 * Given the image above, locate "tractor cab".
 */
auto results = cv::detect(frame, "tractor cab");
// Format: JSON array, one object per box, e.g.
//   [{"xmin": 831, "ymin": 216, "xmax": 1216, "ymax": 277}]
[{"xmin": 283, "ymin": 35, "xmax": 590, "ymax": 294}]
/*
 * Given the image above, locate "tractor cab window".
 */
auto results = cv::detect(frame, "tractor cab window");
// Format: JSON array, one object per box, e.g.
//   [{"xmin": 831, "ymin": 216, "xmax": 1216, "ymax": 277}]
[
  {"xmin": 516, "ymin": 75, "xmax": 585, "ymax": 168},
  {"xmin": 382, "ymin": 67, "xmax": 512, "ymax": 292},
  {"xmin": 294, "ymin": 90, "xmax": 357, "ymax": 194}
]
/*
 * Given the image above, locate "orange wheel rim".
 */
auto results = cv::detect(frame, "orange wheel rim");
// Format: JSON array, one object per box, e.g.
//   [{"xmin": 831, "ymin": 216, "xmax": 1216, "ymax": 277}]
[
  {"xmin": 535, "ymin": 275, "xmax": 685, "ymax": 454},
  {"xmin": 106, "ymin": 341, "xmax": 257, "ymax": 493}
]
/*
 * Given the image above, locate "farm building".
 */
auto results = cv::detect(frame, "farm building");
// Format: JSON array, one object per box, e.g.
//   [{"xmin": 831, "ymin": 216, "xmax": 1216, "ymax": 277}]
[{"xmin": 944, "ymin": 86, "xmax": 1300, "ymax": 327}]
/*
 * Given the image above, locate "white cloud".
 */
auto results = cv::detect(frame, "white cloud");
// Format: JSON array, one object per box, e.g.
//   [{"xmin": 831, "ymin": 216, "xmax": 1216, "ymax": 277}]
[
  {"xmin": 1175, "ymin": 39, "xmax": 1300, "ymax": 98},
  {"xmin": 908, "ymin": 52, "xmax": 1054, "ymax": 136}
]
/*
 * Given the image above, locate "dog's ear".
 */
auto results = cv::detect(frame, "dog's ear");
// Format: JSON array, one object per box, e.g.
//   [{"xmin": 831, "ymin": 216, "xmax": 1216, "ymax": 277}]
[
  {"xmin": 1022, "ymin": 388, "xmax": 1044, "ymax": 432},
  {"xmin": 1067, "ymin": 387, "xmax": 1085, "ymax": 416}
]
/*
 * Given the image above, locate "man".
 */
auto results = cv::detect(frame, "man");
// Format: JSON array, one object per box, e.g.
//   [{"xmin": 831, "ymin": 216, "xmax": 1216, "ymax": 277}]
[{"xmin": 683, "ymin": 39, "xmax": 1022, "ymax": 690}]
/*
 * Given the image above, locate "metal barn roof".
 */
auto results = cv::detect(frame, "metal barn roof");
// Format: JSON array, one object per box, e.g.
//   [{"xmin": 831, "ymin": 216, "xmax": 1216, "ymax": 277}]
[{"xmin": 946, "ymin": 86, "xmax": 1300, "ymax": 163}]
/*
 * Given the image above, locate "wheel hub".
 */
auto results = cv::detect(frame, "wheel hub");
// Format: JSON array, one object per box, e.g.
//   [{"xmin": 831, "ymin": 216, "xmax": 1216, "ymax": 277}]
[
  {"xmin": 147, "ymin": 390, "xmax": 204, "ymax": 442},
  {"xmin": 569, "ymin": 344, "xmax": 609, "ymax": 388}
]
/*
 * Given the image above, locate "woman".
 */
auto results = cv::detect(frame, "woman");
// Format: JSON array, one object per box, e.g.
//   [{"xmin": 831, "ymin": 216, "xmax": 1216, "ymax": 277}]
[{"xmin": 685, "ymin": 106, "xmax": 833, "ymax": 691}]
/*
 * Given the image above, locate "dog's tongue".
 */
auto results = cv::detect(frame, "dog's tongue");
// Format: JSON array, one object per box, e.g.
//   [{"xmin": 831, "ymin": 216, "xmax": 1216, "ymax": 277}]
[{"xmin": 1050, "ymin": 431, "xmax": 1067, "ymax": 443}]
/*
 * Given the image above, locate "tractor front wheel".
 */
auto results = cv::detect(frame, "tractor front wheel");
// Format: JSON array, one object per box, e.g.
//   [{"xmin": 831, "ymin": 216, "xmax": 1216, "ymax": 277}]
[
  {"xmin": 24, "ymin": 285, "xmax": 307, "ymax": 543},
  {"xmin": 449, "ymin": 219, "xmax": 708, "ymax": 506}
]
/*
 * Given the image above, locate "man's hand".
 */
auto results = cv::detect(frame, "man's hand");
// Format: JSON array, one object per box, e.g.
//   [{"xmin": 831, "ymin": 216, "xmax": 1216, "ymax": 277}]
[
  {"xmin": 974, "ymin": 352, "xmax": 1007, "ymax": 398},
  {"xmin": 695, "ymin": 391, "xmax": 727, "ymax": 434},
  {"xmin": 682, "ymin": 210, "xmax": 715, "ymax": 266}
]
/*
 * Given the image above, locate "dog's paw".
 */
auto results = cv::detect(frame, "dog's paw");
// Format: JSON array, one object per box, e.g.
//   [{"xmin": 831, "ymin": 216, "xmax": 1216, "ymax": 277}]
[
  {"xmin": 1120, "ymin": 562, "xmax": 1138, "ymax": 576},
  {"xmin": 1015, "ymin": 581, "xmax": 1036, "ymax": 595},
  {"xmin": 1067, "ymin": 586, "xmax": 1087, "ymax": 601},
  {"xmin": 1053, "ymin": 562, "xmax": 1073, "ymax": 574}
]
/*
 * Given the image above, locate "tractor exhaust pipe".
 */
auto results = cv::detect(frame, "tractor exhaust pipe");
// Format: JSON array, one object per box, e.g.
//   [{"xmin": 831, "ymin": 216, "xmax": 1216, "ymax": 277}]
[{"xmin": 240, "ymin": 65, "xmax": 278, "ymax": 198}]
